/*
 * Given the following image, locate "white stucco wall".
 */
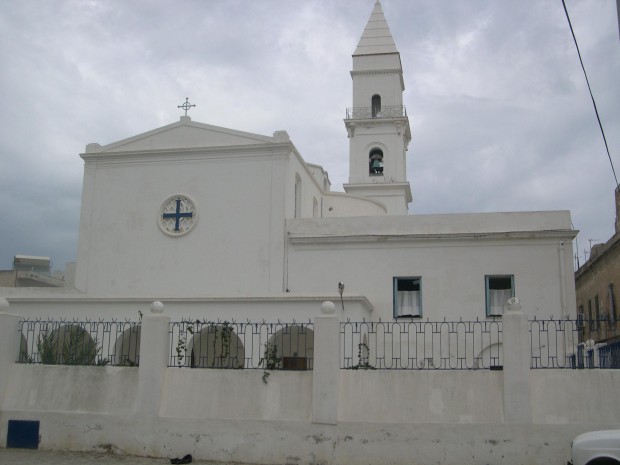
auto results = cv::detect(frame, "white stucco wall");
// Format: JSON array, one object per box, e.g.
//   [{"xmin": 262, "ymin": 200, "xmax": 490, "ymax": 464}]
[
  {"xmin": 8, "ymin": 367, "xmax": 615, "ymax": 425},
  {"xmin": 286, "ymin": 212, "xmax": 577, "ymax": 321},
  {"xmin": 347, "ymin": 126, "xmax": 408, "ymax": 184},
  {"xmin": 352, "ymin": 54, "xmax": 403, "ymax": 105},
  {"xmin": 530, "ymin": 370, "xmax": 620, "ymax": 424},
  {"xmin": 1, "ymin": 366, "xmax": 618, "ymax": 465},
  {"xmin": 339, "ymin": 370, "xmax": 503, "ymax": 423},
  {"xmin": 287, "ymin": 148, "xmax": 324, "ymax": 220},
  {"xmin": 0, "ymin": 305, "xmax": 615, "ymax": 465},
  {"xmin": 321, "ymin": 192, "xmax": 386, "ymax": 217},
  {"xmin": 76, "ymin": 144, "xmax": 289, "ymax": 297},
  {"xmin": 2, "ymin": 365, "xmax": 137, "ymax": 414},
  {"xmin": 161, "ymin": 369, "xmax": 312, "ymax": 421}
]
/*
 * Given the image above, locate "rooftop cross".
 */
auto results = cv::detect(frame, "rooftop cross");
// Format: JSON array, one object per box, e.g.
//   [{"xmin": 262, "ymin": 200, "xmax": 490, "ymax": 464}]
[{"xmin": 177, "ymin": 97, "xmax": 196, "ymax": 116}]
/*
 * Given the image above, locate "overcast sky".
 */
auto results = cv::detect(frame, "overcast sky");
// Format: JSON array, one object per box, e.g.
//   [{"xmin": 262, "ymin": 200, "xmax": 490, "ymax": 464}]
[{"xmin": 1, "ymin": 0, "xmax": 619, "ymax": 273}]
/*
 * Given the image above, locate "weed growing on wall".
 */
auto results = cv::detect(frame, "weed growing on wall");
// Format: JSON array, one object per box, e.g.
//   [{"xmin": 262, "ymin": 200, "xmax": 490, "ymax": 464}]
[
  {"xmin": 260, "ymin": 343, "xmax": 282, "ymax": 383},
  {"xmin": 347, "ymin": 342, "xmax": 375, "ymax": 370},
  {"xmin": 36, "ymin": 326, "xmax": 108, "ymax": 366},
  {"xmin": 176, "ymin": 321, "xmax": 195, "ymax": 367}
]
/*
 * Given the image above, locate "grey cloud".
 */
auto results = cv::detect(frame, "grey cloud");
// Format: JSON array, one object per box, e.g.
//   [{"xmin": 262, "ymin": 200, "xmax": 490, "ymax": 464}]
[{"xmin": 0, "ymin": 0, "xmax": 618, "ymax": 271}]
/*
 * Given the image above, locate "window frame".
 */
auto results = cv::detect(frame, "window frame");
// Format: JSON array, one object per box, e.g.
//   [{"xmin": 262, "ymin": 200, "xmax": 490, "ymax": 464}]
[
  {"xmin": 485, "ymin": 274, "xmax": 515, "ymax": 317},
  {"xmin": 595, "ymin": 294, "xmax": 600, "ymax": 329},
  {"xmin": 393, "ymin": 276, "xmax": 422, "ymax": 318},
  {"xmin": 609, "ymin": 283, "xmax": 617, "ymax": 323},
  {"xmin": 371, "ymin": 94, "xmax": 381, "ymax": 117}
]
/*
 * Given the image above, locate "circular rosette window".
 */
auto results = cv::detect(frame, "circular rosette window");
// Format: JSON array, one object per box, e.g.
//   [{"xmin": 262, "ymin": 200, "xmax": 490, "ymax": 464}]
[{"xmin": 158, "ymin": 195, "xmax": 198, "ymax": 237}]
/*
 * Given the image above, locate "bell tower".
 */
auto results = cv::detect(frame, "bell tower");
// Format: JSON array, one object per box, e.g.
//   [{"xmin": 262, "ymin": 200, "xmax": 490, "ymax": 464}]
[{"xmin": 343, "ymin": 0, "xmax": 412, "ymax": 215}]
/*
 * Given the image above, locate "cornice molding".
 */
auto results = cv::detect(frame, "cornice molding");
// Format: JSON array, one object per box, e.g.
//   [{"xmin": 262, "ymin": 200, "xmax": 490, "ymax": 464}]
[
  {"xmin": 344, "ymin": 118, "xmax": 411, "ymax": 142},
  {"xmin": 4, "ymin": 294, "xmax": 374, "ymax": 309},
  {"xmin": 350, "ymin": 68, "xmax": 402, "ymax": 77},
  {"xmin": 81, "ymin": 142, "xmax": 292, "ymax": 167},
  {"xmin": 288, "ymin": 230, "xmax": 577, "ymax": 246}
]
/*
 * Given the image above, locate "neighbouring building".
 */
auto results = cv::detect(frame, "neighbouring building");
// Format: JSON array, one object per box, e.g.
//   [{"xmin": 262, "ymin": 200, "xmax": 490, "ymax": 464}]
[
  {"xmin": 575, "ymin": 186, "xmax": 620, "ymax": 345},
  {"xmin": 0, "ymin": 256, "xmax": 66, "ymax": 288}
]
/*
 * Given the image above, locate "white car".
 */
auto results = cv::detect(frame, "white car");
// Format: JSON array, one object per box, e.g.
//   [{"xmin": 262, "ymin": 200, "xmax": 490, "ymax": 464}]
[{"xmin": 569, "ymin": 430, "xmax": 620, "ymax": 465}]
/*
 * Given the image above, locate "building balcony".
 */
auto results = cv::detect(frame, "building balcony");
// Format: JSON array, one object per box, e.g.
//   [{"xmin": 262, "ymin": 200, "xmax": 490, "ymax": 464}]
[{"xmin": 345, "ymin": 105, "xmax": 407, "ymax": 120}]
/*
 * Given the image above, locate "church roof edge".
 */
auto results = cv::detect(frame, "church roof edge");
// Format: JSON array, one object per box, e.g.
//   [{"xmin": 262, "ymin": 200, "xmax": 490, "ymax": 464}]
[{"xmin": 82, "ymin": 118, "xmax": 278, "ymax": 154}]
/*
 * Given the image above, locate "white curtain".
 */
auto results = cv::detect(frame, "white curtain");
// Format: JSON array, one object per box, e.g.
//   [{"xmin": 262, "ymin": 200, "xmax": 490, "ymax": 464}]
[
  {"xmin": 396, "ymin": 291, "xmax": 420, "ymax": 317},
  {"xmin": 489, "ymin": 289, "xmax": 512, "ymax": 315}
]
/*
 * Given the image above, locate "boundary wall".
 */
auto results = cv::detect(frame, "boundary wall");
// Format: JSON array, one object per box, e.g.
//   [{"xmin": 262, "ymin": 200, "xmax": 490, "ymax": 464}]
[{"xmin": 1, "ymin": 301, "xmax": 619, "ymax": 465}]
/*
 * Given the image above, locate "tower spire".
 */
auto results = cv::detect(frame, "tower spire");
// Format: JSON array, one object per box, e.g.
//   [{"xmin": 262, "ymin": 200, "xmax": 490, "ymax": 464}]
[
  {"xmin": 354, "ymin": 1, "xmax": 398, "ymax": 56},
  {"xmin": 343, "ymin": 1, "xmax": 412, "ymax": 215}
]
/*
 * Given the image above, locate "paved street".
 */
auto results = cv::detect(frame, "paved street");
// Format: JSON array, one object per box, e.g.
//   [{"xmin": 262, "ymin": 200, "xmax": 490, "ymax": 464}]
[{"xmin": 0, "ymin": 449, "xmax": 227, "ymax": 465}]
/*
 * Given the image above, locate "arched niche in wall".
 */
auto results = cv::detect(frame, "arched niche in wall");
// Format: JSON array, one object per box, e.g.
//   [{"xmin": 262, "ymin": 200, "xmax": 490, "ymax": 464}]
[
  {"xmin": 112, "ymin": 325, "xmax": 141, "ymax": 366},
  {"xmin": 187, "ymin": 323, "xmax": 245, "ymax": 368},
  {"xmin": 266, "ymin": 324, "xmax": 314, "ymax": 370}
]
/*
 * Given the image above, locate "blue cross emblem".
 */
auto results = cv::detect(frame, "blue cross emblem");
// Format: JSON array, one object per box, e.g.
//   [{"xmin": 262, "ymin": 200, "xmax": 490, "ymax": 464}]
[{"xmin": 162, "ymin": 198, "xmax": 193, "ymax": 232}]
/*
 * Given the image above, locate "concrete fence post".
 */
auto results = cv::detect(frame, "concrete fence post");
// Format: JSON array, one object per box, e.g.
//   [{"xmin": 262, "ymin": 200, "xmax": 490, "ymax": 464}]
[
  {"xmin": 502, "ymin": 298, "xmax": 532, "ymax": 424},
  {"xmin": 0, "ymin": 298, "xmax": 21, "ymax": 407},
  {"xmin": 136, "ymin": 301, "xmax": 170, "ymax": 417},
  {"xmin": 312, "ymin": 301, "xmax": 340, "ymax": 425}
]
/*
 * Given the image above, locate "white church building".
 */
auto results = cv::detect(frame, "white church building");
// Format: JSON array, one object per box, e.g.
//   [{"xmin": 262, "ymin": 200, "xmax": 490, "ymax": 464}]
[
  {"xmin": 0, "ymin": 0, "xmax": 579, "ymax": 362},
  {"xmin": 58, "ymin": 0, "xmax": 576, "ymax": 323}
]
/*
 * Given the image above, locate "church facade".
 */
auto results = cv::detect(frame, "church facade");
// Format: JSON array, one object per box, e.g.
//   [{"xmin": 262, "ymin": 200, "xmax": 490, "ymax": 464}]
[{"xmin": 3, "ymin": 1, "xmax": 576, "ymax": 324}]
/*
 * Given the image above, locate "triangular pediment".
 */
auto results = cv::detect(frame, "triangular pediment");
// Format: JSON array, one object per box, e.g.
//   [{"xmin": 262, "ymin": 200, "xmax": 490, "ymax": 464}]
[{"xmin": 88, "ymin": 117, "xmax": 277, "ymax": 154}]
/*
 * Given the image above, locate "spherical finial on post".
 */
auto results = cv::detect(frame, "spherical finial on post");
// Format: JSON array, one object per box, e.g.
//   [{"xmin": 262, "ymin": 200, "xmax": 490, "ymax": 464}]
[
  {"xmin": 507, "ymin": 297, "xmax": 521, "ymax": 312},
  {"xmin": 321, "ymin": 301, "xmax": 336, "ymax": 315},
  {"xmin": 150, "ymin": 301, "xmax": 165, "ymax": 314}
]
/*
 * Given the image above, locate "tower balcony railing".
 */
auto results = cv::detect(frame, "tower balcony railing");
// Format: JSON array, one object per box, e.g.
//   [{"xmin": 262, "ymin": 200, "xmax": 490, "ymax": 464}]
[{"xmin": 345, "ymin": 105, "xmax": 407, "ymax": 120}]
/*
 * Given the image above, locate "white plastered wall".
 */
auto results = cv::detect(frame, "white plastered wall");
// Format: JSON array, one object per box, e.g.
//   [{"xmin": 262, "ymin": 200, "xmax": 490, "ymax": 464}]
[
  {"xmin": 75, "ymin": 147, "xmax": 288, "ymax": 297},
  {"xmin": 285, "ymin": 212, "xmax": 577, "ymax": 321}
]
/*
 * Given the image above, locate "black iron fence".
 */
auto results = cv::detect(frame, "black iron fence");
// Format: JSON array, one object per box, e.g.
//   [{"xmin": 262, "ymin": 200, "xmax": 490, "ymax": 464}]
[
  {"xmin": 567, "ymin": 339, "xmax": 620, "ymax": 369},
  {"xmin": 529, "ymin": 318, "xmax": 620, "ymax": 369},
  {"xmin": 169, "ymin": 320, "xmax": 314, "ymax": 370},
  {"xmin": 345, "ymin": 105, "xmax": 407, "ymax": 119},
  {"xmin": 341, "ymin": 319, "xmax": 503, "ymax": 370},
  {"xmin": 530, "ymin": 318, "xmax": 578, "ymax": 369},
  {"xmin": 597, "ymin": 340, "xmax": 620, "ymax": 368},
  {"xmin": 17, "ymin": 318, "xmax": 141, "ymax": 366},
  {"xmin": 15, "ymin": 317, "xmax": 619, "ymax": 370}
]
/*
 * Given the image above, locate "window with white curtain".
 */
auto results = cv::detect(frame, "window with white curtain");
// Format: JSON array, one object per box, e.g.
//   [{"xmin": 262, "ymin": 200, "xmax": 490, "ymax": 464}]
[
  {"xmin": 485, "ymin": 275, "xmax": 514, "ymax": 316},
  {"xmin": 393, "ymin": 277, "xmax": 422, "ymax": 318}
]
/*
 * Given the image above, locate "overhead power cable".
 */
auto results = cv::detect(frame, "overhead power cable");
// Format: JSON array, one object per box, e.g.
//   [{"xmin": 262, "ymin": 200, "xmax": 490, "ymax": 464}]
[{"xmin": 562, "ymin": 0, "xmax": 619, "ymax": 188}]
